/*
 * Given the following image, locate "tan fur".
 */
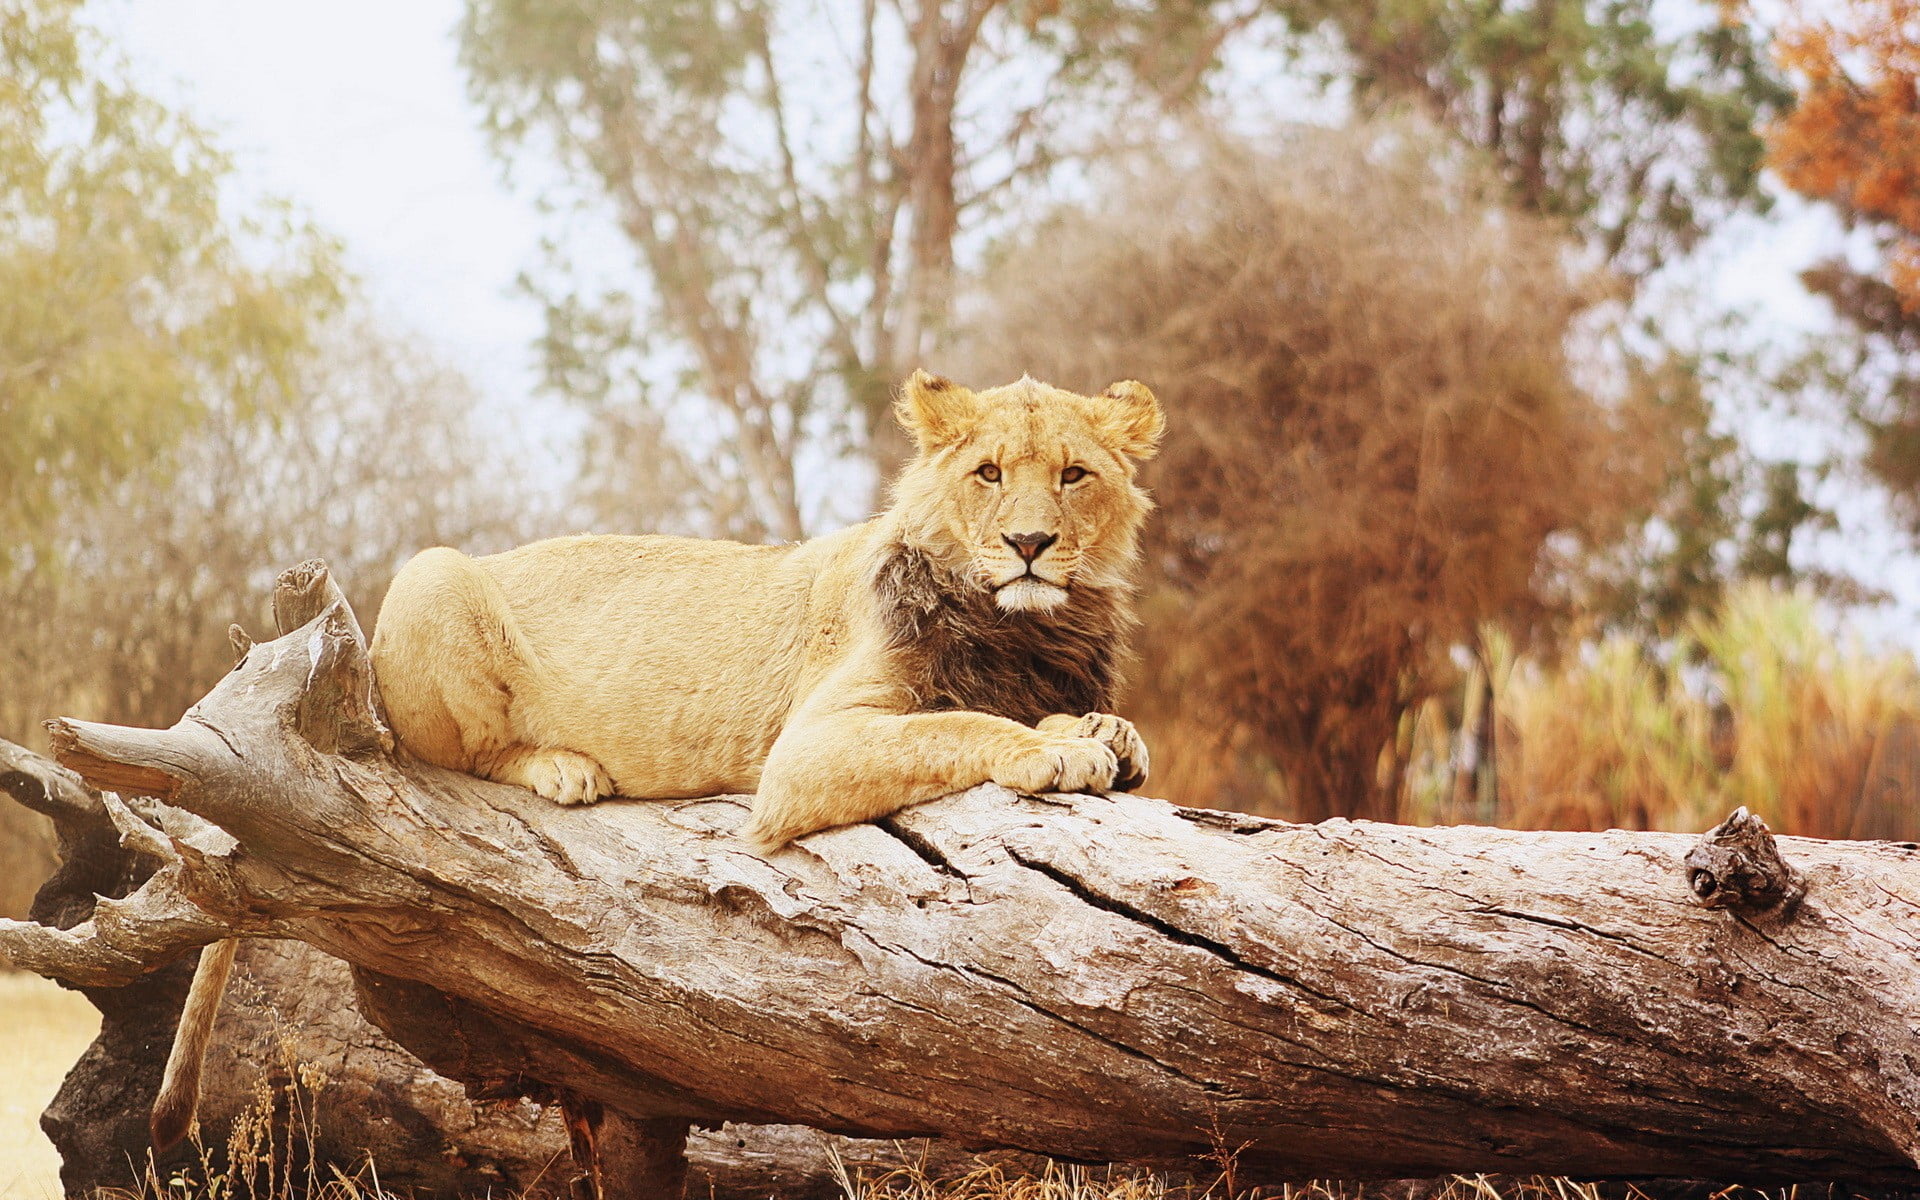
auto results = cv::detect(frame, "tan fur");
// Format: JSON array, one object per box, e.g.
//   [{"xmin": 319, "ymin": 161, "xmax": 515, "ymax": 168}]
[
  {"xmin": 149, "ymin": 937, "xmax": 237, "ymax": 1150},
  {"xmin": 152, "ymin": 373, "xmax": 1162, "ymax": 1148},
  {"xmin": 372, "ymin": 370, "xmax": 1163, "ymax": 847}
]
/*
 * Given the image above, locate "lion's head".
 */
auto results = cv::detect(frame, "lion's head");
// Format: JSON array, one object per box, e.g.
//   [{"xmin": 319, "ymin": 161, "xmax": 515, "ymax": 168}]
[{"xmin": 889, "ymin": 370, "xmax": 1163, "ymax": 612}]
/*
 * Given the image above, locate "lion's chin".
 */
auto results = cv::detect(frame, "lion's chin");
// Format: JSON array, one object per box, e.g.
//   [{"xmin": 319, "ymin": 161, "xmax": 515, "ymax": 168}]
[{"xmin": 994, "ymin": 578, "xmax": 1069, "ymax": 612}]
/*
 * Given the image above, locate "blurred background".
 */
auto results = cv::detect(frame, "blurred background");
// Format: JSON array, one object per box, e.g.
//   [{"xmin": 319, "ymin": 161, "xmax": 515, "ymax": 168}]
[{"xmin": 6, "ymin": 0, "xmax": 1920, "ymax": 930}]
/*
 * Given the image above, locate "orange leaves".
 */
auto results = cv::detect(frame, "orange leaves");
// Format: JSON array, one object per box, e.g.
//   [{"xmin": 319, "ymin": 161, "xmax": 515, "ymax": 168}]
[{"xmin": 1768, "ymin": 0, "xmax": 1920, "ymax": 309}]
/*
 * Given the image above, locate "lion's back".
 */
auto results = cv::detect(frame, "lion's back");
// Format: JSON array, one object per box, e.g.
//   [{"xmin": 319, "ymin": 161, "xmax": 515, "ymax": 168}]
[{"xmin": 472, "ymin": 534, "xmax": 818, "ymax": 794}]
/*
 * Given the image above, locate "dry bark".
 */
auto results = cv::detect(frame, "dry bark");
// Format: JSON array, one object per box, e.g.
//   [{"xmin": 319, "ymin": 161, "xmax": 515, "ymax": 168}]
[
  {"xmin": 5, "ymin": 563, "xmax": 1920, "ymax": 1193},
  {"xmin": 3, "ymin": 737, "xmax": 1034, "ymax": 1198}
]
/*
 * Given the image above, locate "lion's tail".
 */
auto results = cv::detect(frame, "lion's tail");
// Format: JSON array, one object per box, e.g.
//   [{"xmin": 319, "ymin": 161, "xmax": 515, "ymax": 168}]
[{"xmin": 150, "ymin": 938, "xmax": 239, "ymax": 1151}]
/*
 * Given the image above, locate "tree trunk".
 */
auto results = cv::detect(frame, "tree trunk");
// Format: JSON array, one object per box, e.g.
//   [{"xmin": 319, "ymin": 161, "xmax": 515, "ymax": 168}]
[{"xmin": 6, "ymin": 562, "xmax": 1920, "ymax": 1191}]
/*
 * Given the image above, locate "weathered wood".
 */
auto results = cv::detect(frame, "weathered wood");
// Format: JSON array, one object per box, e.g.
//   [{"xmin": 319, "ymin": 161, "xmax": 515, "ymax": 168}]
[
  {"xmin": 8, "ymin": 576, "xmax": 1920, "ymax": 1187},
  {"xmin": 0, "ymin": 738, "xmax": 196, "ymax": 1196},
  {"xmin": 1, "ymin": 735, "xmax": 1029, "ymax": 1198}
]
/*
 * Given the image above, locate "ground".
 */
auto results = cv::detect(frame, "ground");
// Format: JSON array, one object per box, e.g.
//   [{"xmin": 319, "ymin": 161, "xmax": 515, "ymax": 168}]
[{"xmin": 0, "ymin": 971, "xmax": 98, "ymax": 1200}]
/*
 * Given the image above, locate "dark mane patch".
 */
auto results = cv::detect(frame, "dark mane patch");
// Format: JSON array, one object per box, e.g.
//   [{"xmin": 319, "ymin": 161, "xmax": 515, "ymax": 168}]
[{"xmin": 874, "ymin": 543, "xmax": 1130, "ymax": 724}]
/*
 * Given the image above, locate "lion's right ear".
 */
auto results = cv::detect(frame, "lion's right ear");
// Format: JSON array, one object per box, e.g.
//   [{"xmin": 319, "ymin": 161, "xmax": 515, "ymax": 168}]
[
  {"xmin": 894, "ymin": 369, "xmax": 981, "ymax": 454},
  {"xmin": 1089, "ymin": 380, "xmax": 1164, "ymax": 461}
]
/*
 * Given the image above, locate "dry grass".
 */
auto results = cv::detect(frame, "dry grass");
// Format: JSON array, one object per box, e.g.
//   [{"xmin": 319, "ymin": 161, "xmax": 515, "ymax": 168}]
[
  {"xmin": 1402, "ymin": 584, "xmax": 1920, "ymax": 837},
  {"xmin": 0, "ymin": 971, "xmax": 100, "ymax": 1200},
  {"xmin": 825, "ymin": 1162, "xmax": 1869, "ymax": 1200}
]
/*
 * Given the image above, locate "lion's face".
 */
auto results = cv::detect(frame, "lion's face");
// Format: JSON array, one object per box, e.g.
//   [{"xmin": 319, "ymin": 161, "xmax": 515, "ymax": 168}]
[{"xmin": 891, "ymin": 371, "xmax": 1163, "ymax": 612}]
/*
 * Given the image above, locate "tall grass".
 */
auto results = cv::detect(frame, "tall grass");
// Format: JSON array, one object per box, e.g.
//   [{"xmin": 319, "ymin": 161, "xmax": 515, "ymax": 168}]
[
  {"xmin": 1695, "ymin": 585, "xmax": 1920, "ymax": 836},
  {"xmin": 1403, "ymin": 584, "xmax": 1920, "ymax": 837}
]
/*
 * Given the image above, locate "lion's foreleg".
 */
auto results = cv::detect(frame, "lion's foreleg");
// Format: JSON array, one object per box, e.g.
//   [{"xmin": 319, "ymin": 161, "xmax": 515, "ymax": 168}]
[{"xmin": 745, "ymin": 710, "xmax": 1118, "ymax": 850}]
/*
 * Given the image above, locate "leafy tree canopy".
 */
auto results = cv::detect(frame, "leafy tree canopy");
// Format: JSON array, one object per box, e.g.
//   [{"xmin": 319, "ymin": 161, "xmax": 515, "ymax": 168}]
[
  {"xmin": 1251, "ymin": 0, "xmax": 1793, "ymax": 280},
  {"xmin": 0, "ymin": 0, "xmax": 344, "ymax": 571},
  {"xmin": 1766, "ymin": 0, "xmax": 1920, "ymax": 538}
]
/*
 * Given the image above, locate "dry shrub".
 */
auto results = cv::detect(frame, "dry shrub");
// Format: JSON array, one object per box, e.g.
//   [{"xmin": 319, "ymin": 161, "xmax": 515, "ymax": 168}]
[
  {"xmin": 1454, "ymin": 628, "xmax": 1721, "ymax": 833},
  {"xmin": 961, "ymin": 122, "xmax": 1656, "ymax": 820},
  {"xmin": 1695, "ymin": 584, "xmax": 1920, "ymax": 837}
]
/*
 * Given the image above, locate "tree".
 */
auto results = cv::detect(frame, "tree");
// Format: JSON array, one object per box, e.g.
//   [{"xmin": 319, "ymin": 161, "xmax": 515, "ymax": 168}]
[
  {"xmin": 1766, "ymin": 0, "xmax": 1920, "ymax": 535},
  {"xmin": 1272, "ymin": 0, "xmax": 1845, "ymax": 637},
  {"xmin": 0, "ymin": 0, "xmax": 347, "ymax": 918},
  {"xmin": 1770, "ymin": 0, "xmax": 1920, "ymax": 310},
  {"xmin": 1576, "ymin": 327, "xmax": 1845, "ymax": 639},
  {"xmin": 1282, "ymin": 0, "xmax": 1789, "ymax": 283},
  {"xmin": 0, "ymin": 0, "xmax": 343, "ymax": 572},
  {"xmin": 0, "ymin": 316, "xmax": 535, "ymax": 742},
  {"xmin": 961, "ymin": 125, "xmax": 1656, "ymax": 821},
  {"xmin": 457, "ymin": 0, "xmax": 1254, "ymax": 538}
]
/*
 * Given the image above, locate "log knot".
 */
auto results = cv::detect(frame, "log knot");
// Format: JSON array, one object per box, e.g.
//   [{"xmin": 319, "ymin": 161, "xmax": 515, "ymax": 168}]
[{"xmin": 1684, "ymin": 806, "xmax": 1804, "ymax": 913}]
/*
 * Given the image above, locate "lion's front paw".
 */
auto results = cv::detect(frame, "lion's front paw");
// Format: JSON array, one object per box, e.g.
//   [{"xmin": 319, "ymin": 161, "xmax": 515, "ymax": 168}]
[
  {"xmin": 992, "ymin": 735, "xmax": 1119, "ymax": 796},
  {"xmin": 497, "ymin": 747, "xmax": 613, "ymax": 806},
  {"xmin": 1039, "ymin": 712, "xmax": 1150, "ymax": 791}
]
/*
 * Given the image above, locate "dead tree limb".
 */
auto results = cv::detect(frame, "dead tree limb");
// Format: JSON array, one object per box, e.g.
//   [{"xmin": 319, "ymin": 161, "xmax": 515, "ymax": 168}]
[{"xmin": 8, "ymin": 568, "xmax": 1920, "ymax": 1190}]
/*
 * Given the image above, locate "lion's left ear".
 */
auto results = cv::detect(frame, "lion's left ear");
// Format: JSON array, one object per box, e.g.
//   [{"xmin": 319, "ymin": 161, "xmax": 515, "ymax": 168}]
[
  {"xmin": 894, "ymin": 369, "xmax": 982, "ymax": 454},
  {"xmin": 1088, "ymin": 380, "xmax": 1164, "ymax": 460}
]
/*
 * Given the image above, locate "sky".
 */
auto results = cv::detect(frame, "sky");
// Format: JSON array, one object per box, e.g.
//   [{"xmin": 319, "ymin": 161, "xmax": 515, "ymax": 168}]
[
  {"xmin": 98, "ymin": 0, "xmax": 547, "ymax": 419},
  {"xmin": 90, "ymin": 0, "xmax": 1920, "ymax": 644}
]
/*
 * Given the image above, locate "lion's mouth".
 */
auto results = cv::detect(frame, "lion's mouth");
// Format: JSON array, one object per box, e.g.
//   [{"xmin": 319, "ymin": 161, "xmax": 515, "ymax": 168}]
[{"xmin": 994, "ymin": 574, "xmax": 1069, "ymax": 612}]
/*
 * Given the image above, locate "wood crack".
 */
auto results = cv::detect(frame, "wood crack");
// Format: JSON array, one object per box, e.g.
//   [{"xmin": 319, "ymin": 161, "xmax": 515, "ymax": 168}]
[{"xmin": 1002, "ymin": 845, "xmax": 1353, "ymax": 1011}]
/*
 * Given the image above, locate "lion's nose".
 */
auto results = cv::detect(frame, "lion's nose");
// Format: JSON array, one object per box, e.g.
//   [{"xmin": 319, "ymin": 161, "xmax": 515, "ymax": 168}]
[{"xmin": 1003, "ymin": 532, "xmax": 1058, "ymax": 563}]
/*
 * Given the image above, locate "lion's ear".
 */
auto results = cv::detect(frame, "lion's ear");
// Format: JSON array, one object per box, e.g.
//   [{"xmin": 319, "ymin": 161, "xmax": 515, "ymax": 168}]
[
  {"xmin": 894, "ymin": 369, "xmax": 981, "ymax": 453},
  {"xmin": 1089, "ymin": 380, "xmax": 1164, "ymax": 460}
]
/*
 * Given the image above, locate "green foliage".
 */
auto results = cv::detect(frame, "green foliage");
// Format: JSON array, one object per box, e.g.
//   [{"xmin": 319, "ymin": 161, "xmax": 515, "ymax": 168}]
[
  {"xmin": 1283, "ymin": 0, "xmax": 1790, "ymax": 279},
  {"xmin": 1792, "ymin": 262, "xmax": 1920, "ymax": 542},
  {"xmin": 1581, "ymin": 334, "xmax": 1839, "ymax": 640},
  {"xmin": 0, "ymin": 0, "xmax": 344, "ymax": 571}
]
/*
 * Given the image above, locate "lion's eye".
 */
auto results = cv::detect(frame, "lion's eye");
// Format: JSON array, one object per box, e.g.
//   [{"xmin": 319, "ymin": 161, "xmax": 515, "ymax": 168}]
[
  {"xmin": 976, "ymin": 463, "xmax": 1001, "ymax": 483},
  {"xmin": 1061, "ymin": 466, "xmax": 1089, "ymax": 484}
]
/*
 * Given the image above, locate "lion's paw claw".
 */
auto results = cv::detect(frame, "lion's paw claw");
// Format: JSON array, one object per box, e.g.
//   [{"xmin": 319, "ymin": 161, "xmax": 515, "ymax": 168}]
[{"xmin": 502, "ymin": 748, "xmax": 613, "ymax": 806}]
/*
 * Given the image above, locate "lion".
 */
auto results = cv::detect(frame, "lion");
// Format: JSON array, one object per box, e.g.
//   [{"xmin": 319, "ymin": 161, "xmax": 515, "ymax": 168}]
[{"xmin": 150, "ymin": 369, "xmax": 1162, "ymax": 1149}]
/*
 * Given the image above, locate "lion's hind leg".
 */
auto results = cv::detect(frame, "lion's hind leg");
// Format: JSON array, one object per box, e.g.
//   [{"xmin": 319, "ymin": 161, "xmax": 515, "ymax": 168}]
[{"xmin": 372, "ymin": 547, "xmax": 613, "ymax": 806}]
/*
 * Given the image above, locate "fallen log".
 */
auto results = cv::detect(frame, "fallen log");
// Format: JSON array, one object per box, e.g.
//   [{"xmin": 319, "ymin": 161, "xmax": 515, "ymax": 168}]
[
  {"xmin": 6, "ymin": 564, "xmax": 1920, "ymax": 1194},
  {"xmin": 0, "ymin": 606, "xmax": 1012, "ymax": 1198}
]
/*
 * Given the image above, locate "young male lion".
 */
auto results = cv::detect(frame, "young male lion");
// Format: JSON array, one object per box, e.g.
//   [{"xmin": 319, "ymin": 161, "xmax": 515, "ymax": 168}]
[
  {"xmin": 151, "ymin": 371, "xmax": 1160, "ymax": 1149},
  {"xmin": 371, "ymin": 368, "xmax": 1162, "ymax": 848}
]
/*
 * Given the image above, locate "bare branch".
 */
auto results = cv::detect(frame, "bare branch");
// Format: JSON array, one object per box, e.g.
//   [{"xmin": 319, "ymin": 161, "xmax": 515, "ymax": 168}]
[
  {"xmin": 751, "ymin": 4, "xmax": 866, "ymax": 376},
  {"xmin": 0, "ymin": 736, "xmax": 100, "ymax": 823},
  {"xmin": 0, "ymin": 857, "xmax": 236, "ymax": 987}
]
